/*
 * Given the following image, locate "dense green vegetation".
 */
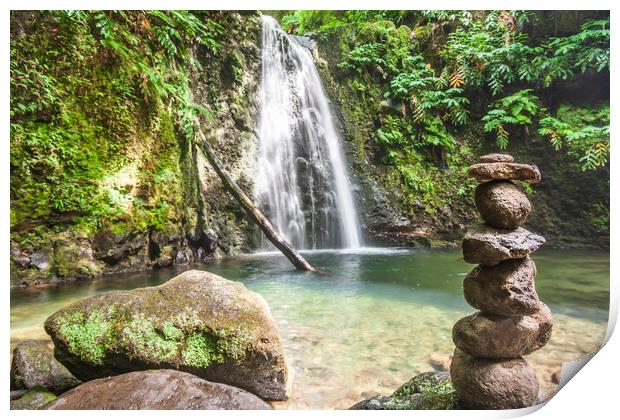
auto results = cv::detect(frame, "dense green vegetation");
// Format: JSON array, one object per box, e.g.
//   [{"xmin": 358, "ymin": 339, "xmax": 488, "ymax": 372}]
[
  {"xmin": 282, "ymin": 10, "xmax": 609, "ymax": 170},
  {"xmin": 278, "ymin": 10, "xmax": 609, "ymax": 232},
  {"xmin": 10, "ymin": 11, "xmax": 220, "ymax": 233}
]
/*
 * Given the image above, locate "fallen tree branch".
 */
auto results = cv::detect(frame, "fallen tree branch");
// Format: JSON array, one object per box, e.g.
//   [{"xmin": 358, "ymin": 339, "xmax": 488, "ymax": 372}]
[{"xmin": 195, "ymin": 125, "xmax": 316, "ymax": 272}]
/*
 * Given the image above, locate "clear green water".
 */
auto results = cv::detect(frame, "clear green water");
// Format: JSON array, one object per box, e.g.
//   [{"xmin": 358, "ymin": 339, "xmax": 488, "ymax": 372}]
[{"xmin": 10, "ymin": 248, "xmax": 609, "ymax": 409}]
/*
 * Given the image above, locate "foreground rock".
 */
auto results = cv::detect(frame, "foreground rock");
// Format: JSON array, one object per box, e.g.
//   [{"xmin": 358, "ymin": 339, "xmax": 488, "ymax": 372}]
[
  {"xmin": 350, "ymin": 371, "xmax": 459, "ymax": 410},
  {"xmin": 450, "ymin": 350, "xmax": 538, "ymax": 409},
  {"xmin": 44, "ymin": 270, "xmax": 288, "ymax": 400},
  {"xmin": 462, "ymin": 226, "xmax": 545, "ymax": 266},
  {"xmin": 463, "ymin": 257, "xmax": 540, "ymax": 316},
  {"xmin": 11, "ymin": 340, "xmax": 80, "ymax": 394},
  {"xmin": 475, "ymin": 181, "xmax": 531, "ymax": 229},
  {"xmin": 11, "ymin": 390, "xmax": 57, "ymax": 410},
  {"xmin": 43, "ymin": 370, "xmax": 272, "ymax": 410},
  {"xmin": 468, "ymin": 163, "xmax": 541, "ymax": 183},
  {"xmin": 452, "ymin": 303, "xmax": 553, "ymax": 358}
]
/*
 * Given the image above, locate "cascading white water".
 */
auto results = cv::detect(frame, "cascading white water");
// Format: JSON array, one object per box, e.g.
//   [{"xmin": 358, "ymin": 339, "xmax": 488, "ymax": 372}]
[{"xmin": 255, "ymin": 16, "xmax": 361, "ymax": 250}]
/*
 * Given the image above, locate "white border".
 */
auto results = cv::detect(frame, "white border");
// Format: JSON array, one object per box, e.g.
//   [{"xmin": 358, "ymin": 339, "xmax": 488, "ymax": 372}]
[{"xmin": 3, "ymin": 1, "xmax": 617, "ymax": 418}]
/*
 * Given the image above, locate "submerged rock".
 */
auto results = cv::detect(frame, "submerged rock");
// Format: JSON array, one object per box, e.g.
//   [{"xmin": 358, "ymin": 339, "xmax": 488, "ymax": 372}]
[
  {"xmin": 10, "ymin": 340, "xmax": 80, "ymax": 394},
  {"xmin": 450, "ymin": 349, "xmax": 539, "ymax": 409},
  {"xmin": 475, "ymin": 181, "xmax": 531, "ymax": 229},
  {"xmin": 468, "ymin": 163, "xmax": 541, "ymax": 184},
  {"xmin": 452, "ymin": 303, "xmax": 553, "ymax": 358},
  {"xmin": 427, "ymin": 352, "xmax": 453, "ymax": 371},
  {"xmin": 44, "ymin": 270, "xmax": 288, "ymax": 401},
  {"xmin": 11, "ymin": 390, "xmax": 57, "ymax": 410},
  {"xmin": 350, "ymin": 371, "xmax": 459, "ymax": 410},
  {"xmin": 478, "ymin": 153, "xmax": 514, "ymax": 163},
  {"xmin": 462, "ymin": 225, "xmax": 545, "ymax": 266},
  {"xmin": 463, "ymin": 257, "xmax": 540, "ymax": 316},
  {"xmin": 43, "ymin": 369, "xmax": 272, "ymax": 410}
]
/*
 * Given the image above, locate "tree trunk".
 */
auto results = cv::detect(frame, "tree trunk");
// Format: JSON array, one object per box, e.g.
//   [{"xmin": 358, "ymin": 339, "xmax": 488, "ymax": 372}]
[{"xmin": 195, "ymin": 126, "xmax": 316, "ymax": 272}]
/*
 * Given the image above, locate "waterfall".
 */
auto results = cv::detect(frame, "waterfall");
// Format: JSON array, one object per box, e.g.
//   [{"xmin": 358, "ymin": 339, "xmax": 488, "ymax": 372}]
[{"xmin": 255, "ymin": 16, "xmax": 361, "ymax": 250}]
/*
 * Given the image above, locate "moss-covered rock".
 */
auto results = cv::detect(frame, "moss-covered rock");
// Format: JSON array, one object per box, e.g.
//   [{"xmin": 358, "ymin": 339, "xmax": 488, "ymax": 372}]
[
  {"xmin": 44, "ymin": 270, "xmax": 288, "ymax": 401},
  {"xmin": 350, "ymin": 371, "xmax": 460, "ymax": 410},
  {"xmin": 10, "ymin": 339, "xmax": 81, "ymax": 394},
  {"xmin": 11, "ymin": 390, "xmax": 57, "ymax": 410}
]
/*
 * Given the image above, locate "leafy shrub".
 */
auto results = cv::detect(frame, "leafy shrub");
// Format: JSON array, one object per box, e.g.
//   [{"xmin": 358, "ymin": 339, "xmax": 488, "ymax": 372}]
[
  {"xmin": 539, "ymin": 105, "xmax": 610, "ymax": 170},
  {"xmin": 482, "ymin": 89, "xmax": 541, "ymax": 148}
]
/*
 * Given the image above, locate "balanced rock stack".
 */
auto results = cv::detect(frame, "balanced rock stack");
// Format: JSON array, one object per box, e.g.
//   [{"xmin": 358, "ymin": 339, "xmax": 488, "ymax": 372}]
[{"xmin": 450, "ymin": 153, "xmax": 553, "ymax": 409}]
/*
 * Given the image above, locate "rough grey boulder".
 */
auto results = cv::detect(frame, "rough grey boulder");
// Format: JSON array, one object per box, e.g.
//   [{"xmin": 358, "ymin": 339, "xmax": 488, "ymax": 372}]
[
  {"xmin": 478, "ymin": 153, "xmax": 514, "ymax": 163},
  {"xmin": 30, "ymin": 251, "xmax": 50, "ymax": 271},
  {"xmin": 463, "ymin": 257, "xmax": 540, "ymax": 316},
  {"xmin": 452, "ymin": 303, "xmax": 553, "ymax": 358},
  {"xmin": 43, "ymin": 369, "xmax": 272, "ymax": 410},
  {"xmin": 468, "ymin": 163, "xmax": 541, "ymax": 183},
  {"xmin": 11, "ymin": 390, "xmax": 57, "ymax": 410},
  {"xmin": 44, "ymin": 270, "xmax": 288, "ymax": 401},
  {"xmin": 350, "ymin": 371, "xmax": 459, "ymax": 410},
  {"xmin": 450, "ymin": 349, "xmax": 539, "ymax": 409},
  {"xmin": 11, "ymin": 340, "xmax": 80, "ymax": 394},
  {"xmin": 462, "ymin": 225, "xmax": 545, "ymax": 266},
  {"xmin": 475, "ymin": 181, "xmax": 531, "ymax": 229}
]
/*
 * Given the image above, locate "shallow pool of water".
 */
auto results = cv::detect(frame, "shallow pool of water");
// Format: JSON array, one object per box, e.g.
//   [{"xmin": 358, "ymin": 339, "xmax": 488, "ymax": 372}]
[{"xmin": 10, "ymin": 248, "xmax": 609, "ymax": 409}]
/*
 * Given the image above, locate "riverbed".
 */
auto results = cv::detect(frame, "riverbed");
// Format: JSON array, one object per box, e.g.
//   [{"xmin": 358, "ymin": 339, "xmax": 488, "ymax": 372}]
[{"xmin": 10, "ymin": 248, "xmax": 609, "ymax": 409}]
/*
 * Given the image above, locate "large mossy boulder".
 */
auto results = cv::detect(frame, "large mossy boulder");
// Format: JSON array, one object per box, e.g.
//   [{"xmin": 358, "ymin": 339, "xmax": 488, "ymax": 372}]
[
  {"xmin": 11, "ymin": 340, "xmax": 80, "ymax": 394},
  {"xmin": 350, "ymin": 371, "xmax": 460, "ymax": 410},
  {"xmin": 43, "ymin": 370, "xmax": 272, "ymax": 410},
  {"xmin": 44, "ymin": 270, "xmax": 288, "ymax": 401}
]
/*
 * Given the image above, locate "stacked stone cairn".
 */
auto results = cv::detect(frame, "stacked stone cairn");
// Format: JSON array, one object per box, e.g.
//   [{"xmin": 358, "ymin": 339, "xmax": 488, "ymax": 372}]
[{"xmin": 449, "ymin": 153, "xmax": 553, "ymax": 409}]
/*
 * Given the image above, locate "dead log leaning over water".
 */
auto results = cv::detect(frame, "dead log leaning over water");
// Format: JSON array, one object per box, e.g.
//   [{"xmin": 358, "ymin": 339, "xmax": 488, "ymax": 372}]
[{"xmin": 196, "ymin": 126, "xmax": 316, "ymax": 272}]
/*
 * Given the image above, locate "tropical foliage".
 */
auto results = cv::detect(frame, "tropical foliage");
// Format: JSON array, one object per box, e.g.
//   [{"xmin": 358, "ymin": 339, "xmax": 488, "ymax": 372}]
[
  {"xmin": 10, "ymin": 11, "xmax": 222, "ymax": 230},
  {"xmin": 282, "ymin": 10, "xmax": 610, "ymax": 172}
]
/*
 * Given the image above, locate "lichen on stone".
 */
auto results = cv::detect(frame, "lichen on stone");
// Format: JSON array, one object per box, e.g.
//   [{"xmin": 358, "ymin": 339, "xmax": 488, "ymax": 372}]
[
  {"xmin": 351, "ymin": 371, "xmax": 459, "ymax": 410},
  {"xmin": 181, "ymin": 332, "xmax": 225, "ymax": 368},
  {"xmin": 120, "ymin": 315, "xmax": 180, "ymax": 362},
  {"xmin": 392, "ymin": 371, "xmax": 455, "ymax": 398},
  {"xmin": 55, "ymin": 308, "xmax": 115, "ymax": 364},
  {"xmin": 162, "ymin": 322, "xmax": 183, "ymax": 341}
]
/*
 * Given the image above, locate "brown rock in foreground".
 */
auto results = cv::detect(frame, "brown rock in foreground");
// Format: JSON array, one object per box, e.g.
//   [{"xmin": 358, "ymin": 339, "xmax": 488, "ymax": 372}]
[
  {"xmin": 468, "ymin": 163, "xmax": 541, "ymax": 184},
  {"xmin": 452, "ymin": 303, "xmax": 553, "ymax": 358},
  {"xmin": 43, "ymin": 370, "xmax": 272, "ymax": 410},
  {"xmin": 463, "ymin": 257, "xmax": 540, "ymax": 316},
  {"xmin": 462, "ymin": 225, "xmax": 545, "ymax": 266},
  {"xmin": 450, "ymin": 350, "xmax": 539, "ymax": 409},
  {"xmin": 479, "ymin": 153, "xmax": 514, "ymax": 163},
  {"xmin": 475, "ymin": 181, "xmax": 531, "ymax": 229}
]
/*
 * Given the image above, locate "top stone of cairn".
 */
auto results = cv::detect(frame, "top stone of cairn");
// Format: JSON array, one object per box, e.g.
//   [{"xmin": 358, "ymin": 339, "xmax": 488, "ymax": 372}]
[{"xmin": 478, "ymin": 153, "xmax": 514, "ymax": 163}]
